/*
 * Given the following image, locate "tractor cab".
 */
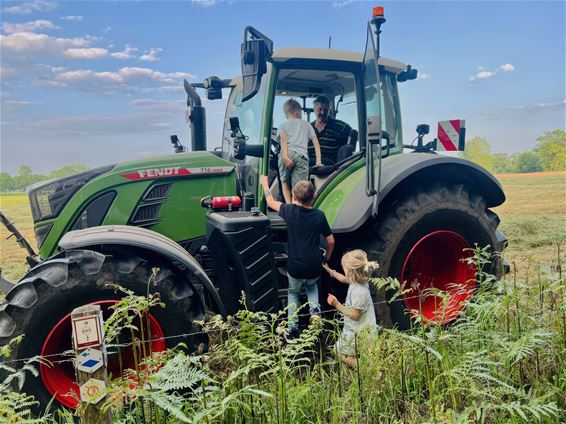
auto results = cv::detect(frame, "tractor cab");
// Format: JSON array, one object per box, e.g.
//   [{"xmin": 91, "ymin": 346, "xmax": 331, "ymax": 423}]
[{"xmin": 221, "ymin": 45, "xmax": 408, "ymax": 212}]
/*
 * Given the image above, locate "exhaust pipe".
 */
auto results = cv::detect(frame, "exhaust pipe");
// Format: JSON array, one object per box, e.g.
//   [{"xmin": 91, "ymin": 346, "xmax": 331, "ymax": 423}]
[{"xmin": 184, "ymin": 79, "xmax": 207, "ymax": 151}]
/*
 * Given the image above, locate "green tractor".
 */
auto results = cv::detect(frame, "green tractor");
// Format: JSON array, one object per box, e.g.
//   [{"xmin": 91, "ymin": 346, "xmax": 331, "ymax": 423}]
[{"xmin": 0, "ymin": 8, "xmax": 505, "ymax": 410}]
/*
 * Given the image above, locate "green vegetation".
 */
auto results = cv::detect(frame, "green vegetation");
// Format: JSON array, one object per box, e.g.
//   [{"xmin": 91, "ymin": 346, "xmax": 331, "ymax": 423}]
[
  {"xmin": 462, "ymin": 129, "xmax": 566, "ymax": 174},
  {"xmin": 0, "ymin": 164, "xmax": 89, "ymax": 192},
  {"xmin": 0, "ymin": 171, "xmax": 564, "ymax": 422},
  {"xmin": 1, "ymin": 247, "xmax": 565, "ymax": 423}
]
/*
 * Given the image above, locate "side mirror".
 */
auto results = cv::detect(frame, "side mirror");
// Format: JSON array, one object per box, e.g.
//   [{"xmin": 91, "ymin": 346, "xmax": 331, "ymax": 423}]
[
  {"xmin": 230, "ymin": 117, "xmax": 264, "ymax": 159},
  {"xmin": 241, "ymin": 26, "xmax": 273, "ymax": 102},
  {"xmin": 233, "ymin": 139, "xmax": 264, "ymax": 159},
  {"xmin": 397, "ymin": 65, "xmax": 418, "ymax": 82},
  {"xmin": 203, "ymin": 76, "xmax": 231, "ymax": 100},
  {"xmin": 416, "ymin": 124, "xmax": 429, "ymax": 136}
]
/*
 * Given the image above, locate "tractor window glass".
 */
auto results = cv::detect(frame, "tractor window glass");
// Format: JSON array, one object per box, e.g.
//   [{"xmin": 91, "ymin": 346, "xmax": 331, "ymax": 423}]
[
  {"xmin": 335, "ymin": 90, "xmax": 359, "ymax": 133},
  {"xmin": 380, "ymin": 71, "xmax": 402, "ymax": 151},
  {"xmin": 223, "ymin": 82, "xmax": 266, "ymax": 153},
  {"xmin": 223, "ymin": 76, "xmax": 267, "ymax": 197}
]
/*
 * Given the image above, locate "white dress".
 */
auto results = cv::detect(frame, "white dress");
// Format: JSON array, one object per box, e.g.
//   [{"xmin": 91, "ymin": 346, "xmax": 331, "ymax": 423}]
[{"xmin": 335, "ymin": 281, "xmax": 377, "ymax": 356}]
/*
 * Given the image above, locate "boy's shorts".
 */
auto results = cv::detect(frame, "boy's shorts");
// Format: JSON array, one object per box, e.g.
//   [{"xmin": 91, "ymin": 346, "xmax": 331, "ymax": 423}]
[{"xmin": 279, "ymin": 150, "xmax": 309, "ymax": 187}]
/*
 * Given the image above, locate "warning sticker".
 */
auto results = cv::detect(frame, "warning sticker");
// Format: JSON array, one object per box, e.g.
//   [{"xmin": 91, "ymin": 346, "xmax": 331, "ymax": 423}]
[
  {"xmin": 77, "ymin": 348, "xmax": 104, "ymax": 374},
  {"xmin": 80, "ymin": 378, "xmax": 106, "ymax": 405},
  {"xmin": 72, "ymin": 315, "xmax": 102, "ymax": 349},
  {"xmin": 437, "ymin": 119, "xmax": 466, "ymax": 151}
]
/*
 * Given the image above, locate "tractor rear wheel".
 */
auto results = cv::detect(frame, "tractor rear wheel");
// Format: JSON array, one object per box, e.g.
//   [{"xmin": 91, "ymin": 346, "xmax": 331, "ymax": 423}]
[
  {"xmin": 369, "ymin": 183, "xmax": 504, "ymax": 330},
  {"xmin": 0, "ymin": 248, "xmax": 206, "ymax": 411}
]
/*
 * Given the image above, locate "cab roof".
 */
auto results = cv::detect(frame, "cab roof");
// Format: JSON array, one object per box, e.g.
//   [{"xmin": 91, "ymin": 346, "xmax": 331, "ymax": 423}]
[{"xmin": 271, "ymin": 48, "xmax": 407, "ymax": 74}]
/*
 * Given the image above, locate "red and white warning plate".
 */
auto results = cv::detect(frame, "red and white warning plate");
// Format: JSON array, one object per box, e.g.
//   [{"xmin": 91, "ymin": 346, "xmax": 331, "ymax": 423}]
[{"xmin": 437, "ymin": 120, "xmax": 466, "ymax": 151}]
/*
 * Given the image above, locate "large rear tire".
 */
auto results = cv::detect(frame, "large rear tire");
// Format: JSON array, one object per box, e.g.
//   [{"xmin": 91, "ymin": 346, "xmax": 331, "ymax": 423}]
[
  {"xmin": 367, "ymin": 183, "xmax": 504, "ymax": 330},
  {"xmin": 0, "ymin": 248, "xmax": 206, "ymax": 411}
]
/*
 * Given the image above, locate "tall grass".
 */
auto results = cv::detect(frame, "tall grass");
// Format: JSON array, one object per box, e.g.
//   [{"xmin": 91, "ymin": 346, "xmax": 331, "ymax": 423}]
[{"xmin": 2, "ymin": 246, "xmax": 565, "ymax": 423}]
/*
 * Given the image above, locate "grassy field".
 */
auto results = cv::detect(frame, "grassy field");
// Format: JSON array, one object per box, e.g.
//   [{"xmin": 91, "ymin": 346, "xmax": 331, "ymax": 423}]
[
  {"xmin": 1, "ymin": 173, "xmax": 565, "ymax": 423},
  {"xmin": 493, "ymin": 171, "xmax": 566, "ymax": 273},
  {"xmin": 1, "ymin": 172, "xmax": 565, "ymax": 281}
]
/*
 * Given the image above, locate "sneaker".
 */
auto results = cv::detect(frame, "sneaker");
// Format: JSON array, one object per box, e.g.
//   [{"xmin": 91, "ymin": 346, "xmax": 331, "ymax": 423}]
[
  {"xmin": 285, "ymin": 328, "xmax": 300, "ymax": 344},
  {"xmin": 309, "ymin": 314, "xmax": 321, "ymax": 324}
]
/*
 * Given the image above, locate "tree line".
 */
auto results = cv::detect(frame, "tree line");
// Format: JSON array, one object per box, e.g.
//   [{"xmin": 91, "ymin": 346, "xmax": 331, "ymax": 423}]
[
  {"xmin": 1, "ymin": 129, "xmax": 564, "ymax": 192},
  {"xmin": 461, "ymin": 129, "xmax": 565, "ymax": 174},
  {"xmin": 0, "ymin": 164, "xmax": 90, "ymax": 192}
]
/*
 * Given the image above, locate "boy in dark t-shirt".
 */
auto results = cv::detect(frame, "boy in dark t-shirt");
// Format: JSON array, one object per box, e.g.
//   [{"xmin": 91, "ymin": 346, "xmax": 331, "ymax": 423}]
[{"xmin": 260, "ymin": 176, "xmax": 335, "ymax": 337}]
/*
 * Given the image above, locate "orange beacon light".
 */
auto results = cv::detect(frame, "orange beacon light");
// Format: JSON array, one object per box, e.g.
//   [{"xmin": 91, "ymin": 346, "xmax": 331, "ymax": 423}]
[{"xmin": 372, "ymin": 6, "xmax": 384, "ymax": 17}]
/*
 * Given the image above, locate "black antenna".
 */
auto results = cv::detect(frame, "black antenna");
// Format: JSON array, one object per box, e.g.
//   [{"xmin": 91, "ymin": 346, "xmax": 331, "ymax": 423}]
[{"xmin": 328, "ymin": 36, "xmax": 332, "ymax": 49}]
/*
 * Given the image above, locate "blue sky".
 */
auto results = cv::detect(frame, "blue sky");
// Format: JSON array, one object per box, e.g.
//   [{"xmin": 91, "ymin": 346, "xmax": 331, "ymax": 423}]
[{"xmin": 1, "ymin": 0, "xmax": 564, "ymax": 174}]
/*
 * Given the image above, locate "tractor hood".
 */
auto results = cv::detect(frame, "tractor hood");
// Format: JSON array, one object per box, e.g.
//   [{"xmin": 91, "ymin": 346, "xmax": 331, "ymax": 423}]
[
  {"xmin": 32, "ymin": 151, "xmax": 237, "ymax": 258},
  {"xmin": 111, "ymin": 151, "xmax": 235, "ymax": 181}
]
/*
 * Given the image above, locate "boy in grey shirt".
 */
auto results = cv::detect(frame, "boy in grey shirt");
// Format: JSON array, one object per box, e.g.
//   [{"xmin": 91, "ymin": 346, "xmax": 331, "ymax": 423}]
[{"xmin": 278, "ymin": 98, "xmax": 322, "ymax": 203}]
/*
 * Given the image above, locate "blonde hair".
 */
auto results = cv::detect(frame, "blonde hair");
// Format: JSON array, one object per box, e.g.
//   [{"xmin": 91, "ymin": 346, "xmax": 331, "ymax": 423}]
[
  {"xmin": 283, "ymin": 98, "xmax": 302, "ymax": 119},
  {"xmin": 292, "ymin": 180, "xmax": 315, "ymax": 206},
  {"xmin": 341, "ymin": 250, "xmax": 379, "ymax": 285}
]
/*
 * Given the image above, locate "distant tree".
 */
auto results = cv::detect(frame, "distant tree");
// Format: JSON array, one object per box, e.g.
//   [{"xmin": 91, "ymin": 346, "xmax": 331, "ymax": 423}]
[
  {"xmin": 12, "ymin": 165, "xmax": 46, "ymax": 191},
  {"xmin": 492, "ymin": 153, "xmax": 516, "ymax": 174},
  {"xmin": 461, "ymin": 137, "xmax": 494, "ymax": 172},
  {"xmin": 515, "ymin": 151, "xmax": 542, "ymax": 173},
  {"xmin": 17, "ymin": 165, "xmax": 33, "ymax": 177},
  {"xmin": 536, "ymin": 129, "xmax": 566, "ymax": 171},
  {"xmin": 49, "ymin": 164, "xmax": 90, "ymax": 179},
  {"xmin": 0, "ymin": 172, "xmax": 15, "ymax": 192}
]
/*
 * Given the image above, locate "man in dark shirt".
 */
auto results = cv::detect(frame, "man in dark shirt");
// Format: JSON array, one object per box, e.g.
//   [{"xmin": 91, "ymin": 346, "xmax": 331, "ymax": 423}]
[
  {"xmin": 308, "ymin": 95, "xmax": 354, "ymax": 166},
  {"xmin": 260, "ymin": 176, "xmax": 335, "ymax": 337}
]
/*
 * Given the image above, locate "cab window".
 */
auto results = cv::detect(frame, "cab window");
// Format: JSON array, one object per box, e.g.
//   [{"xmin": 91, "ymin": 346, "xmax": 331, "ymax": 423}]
[{"xmin": 223, "ymin": 76, "xmax": 267, "ymax": 197}]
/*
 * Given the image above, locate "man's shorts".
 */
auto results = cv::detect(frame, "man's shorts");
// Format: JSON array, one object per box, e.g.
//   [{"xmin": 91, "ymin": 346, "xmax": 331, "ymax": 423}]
[{"xmin": 279, "ymin": 150, "xmax": 309, "ymax": 188}]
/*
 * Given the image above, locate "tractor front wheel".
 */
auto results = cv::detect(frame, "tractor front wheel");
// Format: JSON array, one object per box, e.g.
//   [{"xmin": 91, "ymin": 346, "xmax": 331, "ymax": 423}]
[
  {"xmin": 371, "ymin": 183, "xmax": 504, "ymax": 330},
  {"xmin": 0, "ymin": 248, "xmax": 206, "ymax": 411}
]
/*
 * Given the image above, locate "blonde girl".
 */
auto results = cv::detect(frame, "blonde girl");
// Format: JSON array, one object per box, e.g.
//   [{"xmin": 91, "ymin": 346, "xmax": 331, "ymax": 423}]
[{"xmin": 323, "ymin": 249, "xmax": 378, "ymax": 368}]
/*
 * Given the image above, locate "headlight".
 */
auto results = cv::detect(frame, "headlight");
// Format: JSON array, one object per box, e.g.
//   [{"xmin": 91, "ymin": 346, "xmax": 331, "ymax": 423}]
[{"xmin": 28, "ymin": 165, "xmax": 114, "ymax": 222}]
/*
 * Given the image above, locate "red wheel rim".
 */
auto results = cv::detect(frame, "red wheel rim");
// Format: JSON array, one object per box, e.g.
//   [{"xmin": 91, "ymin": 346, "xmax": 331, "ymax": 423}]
[
  {"xmin": 40, "ymin": 300, "xmax": 166, "ymax": 409},
  {"xmin": 400, "ymin": 231, "xmax": 476, "ymax": 324}
]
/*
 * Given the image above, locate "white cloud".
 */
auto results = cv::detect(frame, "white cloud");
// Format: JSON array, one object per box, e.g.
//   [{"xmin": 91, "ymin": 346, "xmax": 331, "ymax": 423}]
[
  {"xmin": 42, "ymin": 66, "xmax": 197, "ymax": 93},
  {"xmin": 130, "ymin": 98, "xmax": 185, "ymax": 113},
  {"xmin": 481, "ymin": 100, "xmax": 566, "ymax": 116},
  {"xmin": 60, "ymin": 16, "xmax": 84, "ymax": 22},
  {"xmin": 142, "ymin": 85, "xmax": 186, "ymax": 93},
  {"xmin": 470, "ymin": 70, "xmax": 497, "ymax": 81},
  {"xmin": 139, "ymin": 47, "xmax": 162, "ymax": 62},
  {"xmin": 15, "ymin": 113, "xmax": 175, "ymax": 135},
  {"xmin": 2, "ymin": 0, "xmax": 56, "ymax": 15},
  {"xmin": 1, "ymin": 99, "xmax": 39, "ymax": 110},
  {"xmin": 0, "ymin": 31, "xmax": 90, "ymax": 53},
  {"xmin": 2, "ymin": 20, "xmax": 60, "ymax": 33},
  {"xmin": 333, "ymin": 0, "xmax": 354, "ymax": 8},
  {"xmin": 111, "ymin": 45, "xmax": 138, "ymax": 59},
  {"xmin": 470, "ymin": 63, "xmax": 515, "ymax": 82},
  {"xmin": 64, "ymin": 47, "xmax": 108, "ymax": 59},
  {"xmin": 192, "ymin": 0, "xmax": 218, "ymax": 7},
  {"xmin": 417, "ymin": 72, "xmax": 431, "ymax": 81},
  {"xmin": 498, "ymin": 63, "xmax": 515, "ymax": 73},
  {"xmin": 102, "ymin": 26, "xmax": 112, "ymax": 34},
  {"xmin": 0, "ymin": 31, "xmax": 113, "ymax": 66}
]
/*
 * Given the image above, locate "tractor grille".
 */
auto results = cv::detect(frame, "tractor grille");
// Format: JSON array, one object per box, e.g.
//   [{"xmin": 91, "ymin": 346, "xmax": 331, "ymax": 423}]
[
  {"xmin": 129, "ymin": 182, "xmax": 173, "ymax": 228},
  {"xmin": 131, "ymin": 203, "xmax": 162, "ymax": 225},
  {"xmin": 143, "ymin": 183, "xmax": 172, "ymax": 200}
]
